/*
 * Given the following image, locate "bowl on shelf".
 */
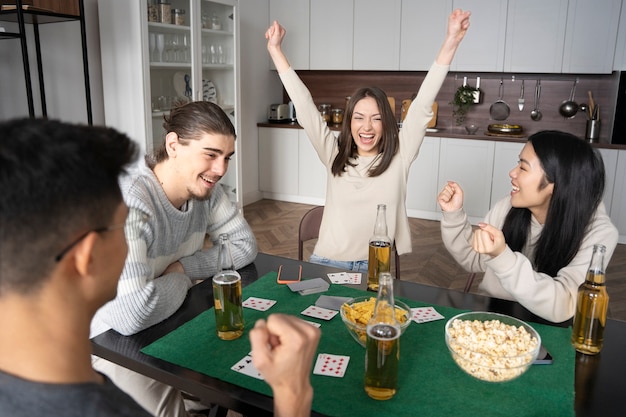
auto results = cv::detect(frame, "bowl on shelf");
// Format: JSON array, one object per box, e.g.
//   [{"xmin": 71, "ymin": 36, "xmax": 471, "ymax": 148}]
[
  {"xmin": 465, "ymin": 124, "xmax": 479, "ymax": 135},
  {"xmin": 444, "ymin": 311, "xmax": 541, "ymax": 382},
  {"xmin": 340, "ymin": 296, "xmax": 411, "ymax": 347}
]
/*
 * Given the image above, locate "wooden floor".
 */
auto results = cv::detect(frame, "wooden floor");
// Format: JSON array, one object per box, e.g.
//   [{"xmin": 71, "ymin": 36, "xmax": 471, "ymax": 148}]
[{"xmin": 243, "ymin": 199, "xmax": 626, "ymax": 322}]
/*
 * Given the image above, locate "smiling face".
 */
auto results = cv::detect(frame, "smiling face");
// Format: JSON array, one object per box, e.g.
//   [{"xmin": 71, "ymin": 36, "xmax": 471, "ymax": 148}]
[
  {"xmin": 350, "ymin": 97, "xmax": 383, "ymax": 157},
  {"xmin": 161, "ymin": 131, "xmax": 235, "ymax": 208},
  {"xmin": 509, "ymin": 142, "xmax": 554, "ymax": 224}
]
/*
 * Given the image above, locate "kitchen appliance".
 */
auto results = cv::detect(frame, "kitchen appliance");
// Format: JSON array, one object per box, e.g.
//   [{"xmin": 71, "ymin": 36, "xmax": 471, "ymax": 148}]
[{"xmin": 267, "ymin": 103, "xmax": 292, "ymax": 123}]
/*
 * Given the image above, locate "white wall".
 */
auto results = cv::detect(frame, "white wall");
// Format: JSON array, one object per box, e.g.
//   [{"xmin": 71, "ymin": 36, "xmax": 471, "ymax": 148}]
[
  {"xmin": 237, "ymin": 0, "xmax": 282, "ymax": 205},
  {"xmin": 0, "ymin": 0, "xmax": 104, "ymax": 124}
]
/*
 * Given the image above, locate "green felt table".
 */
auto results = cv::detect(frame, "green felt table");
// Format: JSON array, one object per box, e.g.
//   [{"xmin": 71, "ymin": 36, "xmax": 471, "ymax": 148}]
[{"xmin": 142, "ymin": 272, "xmax": 575, "ymax": 417}]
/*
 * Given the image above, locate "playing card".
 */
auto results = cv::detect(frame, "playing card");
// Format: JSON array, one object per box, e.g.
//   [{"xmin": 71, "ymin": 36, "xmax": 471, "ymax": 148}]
[
  {"xmin": 242, "ymin": 297, "xmax": 277, "ymax": 311},
  {"xmin": 315, "ymin": 295, "xmax": 351, "ymax": 311},
  {"xmin": 231, "ymin": 353, "xmax": 264, "ymax": 380},
  {"xmin": 410, "ymin": 306, "xmax": 445, "ymax": 323},
  {"xmin": 346, "ymin": 272, "xmax": 362, "ymax": 284},
  {"xmin": 313, "ymin": 353, "xmax": 350, "ymax": 378},
  {"xmin": 301, "ymin": 305, "xmax": 338, "ymax": 321},
  {"xmin": 304, "ymin": 320, "xmax": 322, "ymax": 328},
  {"xmin": 327, "ymin": 272, "xmax": 350, "ymax": 284}
]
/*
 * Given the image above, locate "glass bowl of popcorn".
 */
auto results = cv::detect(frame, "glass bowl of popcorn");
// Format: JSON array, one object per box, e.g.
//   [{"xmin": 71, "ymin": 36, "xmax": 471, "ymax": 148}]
[
  {"xmin": 444, "ymin": 311, "xmax": 541, "ymax": 382},
  {"xmin": 340, "ymin": 296, "xmax": 411, "ymax": 347}
]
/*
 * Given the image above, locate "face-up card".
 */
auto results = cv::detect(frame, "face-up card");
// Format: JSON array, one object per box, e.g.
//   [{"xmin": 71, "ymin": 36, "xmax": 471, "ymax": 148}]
[
  {"xmin": 315, "ymin": 295, "xmax": 351, "ymax": 311},
  {"xmin": 410, "ymin": 306, "xmax": 445, "ymax": 323},
  {"xmin": 231, "ymin": 353, "xmax": 264, "ymax": 380},
  {"xmin": 301, "ymin": 305, "xmax": 338, "ymax": 321},
  {"xmin": 327, "ymin": 272, "xmax": 350, "ymax": 284},
  {"xmin": 313, "ymin": 353, "xmax": 350, "ymax": 378},
  {"xmin": 304, "ymin": 320, "xmax": 322, "ymax": 328},
  {"xmin": 346, "ymin": 272, "xmax": 362, "ymax": 284},
  {"xmin": 243, "ymin": 297, "xmax": 277, "ymax": 311}
]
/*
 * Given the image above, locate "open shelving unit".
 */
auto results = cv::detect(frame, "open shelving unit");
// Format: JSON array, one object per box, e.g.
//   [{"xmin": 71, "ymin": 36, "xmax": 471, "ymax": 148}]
[{"xmin": 0, "ymin": 0, "xmax": 92, "ymax": 123}]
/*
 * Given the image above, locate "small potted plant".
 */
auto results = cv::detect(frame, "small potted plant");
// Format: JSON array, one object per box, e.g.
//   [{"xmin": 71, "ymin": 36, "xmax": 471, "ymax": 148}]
[{"xmin": 451, "ymin": 85, "xmax": 480, "ymax": 125}]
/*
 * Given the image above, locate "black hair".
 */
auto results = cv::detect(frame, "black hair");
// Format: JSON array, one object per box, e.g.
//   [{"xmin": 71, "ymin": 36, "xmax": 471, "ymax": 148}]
[
  {"xmin": 502, "ymin": 130, "xmax": 605, "ymax": 276},
  {"xmin": 0, "ymin": 118, "xmax": 137, "ymax": 295}
]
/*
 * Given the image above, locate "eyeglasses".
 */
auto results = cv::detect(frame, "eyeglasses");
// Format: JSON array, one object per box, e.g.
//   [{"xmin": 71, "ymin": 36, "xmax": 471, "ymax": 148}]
[{"xmin": 54, "ymin": 208, "xmax": 149, "ymax": 262}]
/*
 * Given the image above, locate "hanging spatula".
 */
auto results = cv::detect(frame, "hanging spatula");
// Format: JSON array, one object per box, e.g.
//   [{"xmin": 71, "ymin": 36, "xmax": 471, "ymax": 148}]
[{"xmin": 518, "ymin": 80, "xmax": 525, "ymax": 111}]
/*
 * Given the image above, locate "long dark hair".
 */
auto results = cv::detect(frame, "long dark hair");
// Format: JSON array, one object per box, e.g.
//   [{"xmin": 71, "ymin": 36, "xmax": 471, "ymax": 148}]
[
  {"xmin": 147, "ymin": 101, "xmax": 236, "ymax": 168},
  {"xmin": 502, "ymin": 131, "xmax": 605, "ymax": 276},
  {"xmin": 331, "ymin": 87, "xmax": 399, "ymax": 177}
]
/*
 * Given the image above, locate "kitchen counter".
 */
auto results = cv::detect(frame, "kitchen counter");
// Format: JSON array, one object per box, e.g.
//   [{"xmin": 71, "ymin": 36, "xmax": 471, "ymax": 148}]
[{"xmin": 257, "ymin": 122, "xmax": 625, "ymax": 150}]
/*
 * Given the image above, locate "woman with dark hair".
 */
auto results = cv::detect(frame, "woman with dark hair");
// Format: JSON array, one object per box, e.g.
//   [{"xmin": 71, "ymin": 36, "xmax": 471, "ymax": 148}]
[
  {"xmin": 265, "ymin": 9, "xmax": 471, "ymax": 271},
  {"xmin": 437, "ymin": 131, "xmax": 618, "ymax": 323}
]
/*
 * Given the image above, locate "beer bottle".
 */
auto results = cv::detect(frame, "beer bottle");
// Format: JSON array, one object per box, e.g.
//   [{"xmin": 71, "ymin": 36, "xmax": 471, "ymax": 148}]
[
  {"xmin": 364, "ymin": 272, "xmax": 400, "ymax": 400},
  {"xmin": 367, "ymin": 204, "xmax": 391, "ymax": 291},
  {"xmin": 212, "ymin": 234, "xmax": 244, "ymax": 340},
  {"xmin": 571, "ymin": 244, "xmax": 609, "ymax": 355}
]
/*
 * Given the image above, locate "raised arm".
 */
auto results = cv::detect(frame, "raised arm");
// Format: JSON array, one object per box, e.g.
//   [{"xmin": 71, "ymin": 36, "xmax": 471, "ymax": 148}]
[
  {"xmin": 266, "ymin": 20, "xmax": 290, "ymax": 74},
  {"xmin": 435, "ymin": 9, "xmax": 471, "ymax": 66}
]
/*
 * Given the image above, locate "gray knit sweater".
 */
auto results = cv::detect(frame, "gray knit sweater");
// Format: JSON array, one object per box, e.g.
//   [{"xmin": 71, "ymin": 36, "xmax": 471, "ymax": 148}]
[{"xmin": 90, "ymin": 161, "xmax": 257, "ymax": 337}]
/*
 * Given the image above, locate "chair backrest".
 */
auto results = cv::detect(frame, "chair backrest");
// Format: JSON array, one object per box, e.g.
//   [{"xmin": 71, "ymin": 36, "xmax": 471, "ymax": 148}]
[
  {"xmin": 297, "ymin": 205, "xmax": 400, "ymax": 280},
  {"xmin": 298, "ymin": 206, "xmax": 324, "ymax": 261}
]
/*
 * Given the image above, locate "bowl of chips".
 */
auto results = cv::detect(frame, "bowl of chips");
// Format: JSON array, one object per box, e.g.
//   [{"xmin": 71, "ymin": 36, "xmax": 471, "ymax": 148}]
[
  {"xmin": 340, "ymin": 296, "xmax": 411, "ymax": 347},
  {"xmin": 444, "ymin": 312, "xmax": 541, "ymax": 382}
]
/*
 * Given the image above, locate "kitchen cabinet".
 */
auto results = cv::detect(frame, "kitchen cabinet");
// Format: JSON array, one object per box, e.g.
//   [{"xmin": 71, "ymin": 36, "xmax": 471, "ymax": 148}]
[
  {"xmin": 98, "ymin": 0, "xmax": 242, "ymax": 206},
  {"xmin": 614, "ymin": 1, "xmax": 626, "ymax": 71},
  {"xmin": 562, "ymin": 0, "xmax": 622, "ymax": 74},
  {"xmin": 258, "ymin": 127, "xmax": 326, "ymax": 204},
  {"xmin": 490, "ymin": 141, "xmax": 524, "ymax": 208},
  {"xmin": 609, "ymin": 150, "xmax": 626, "ymax": 244},
  {"xmin": 406, "ymin": 137, "xmax": 441, "ymax": 219},
  {"xmin": 399, "ymin": 0, "xmax": 451, "ymax": 71},
  {"xmin": 298, "ymin": 130, "xmax": 327, "ymax": 202},
  {"xmin": 259, "ymin": 127, "xmax": 299, "ymax": 197},
  {"xmin": 268, "ymin": 0, "xmax": 309, "ymax": 70},
  {"xmin": 309, "ymin": 0, "xmax": 353, "ymax": 70},
  {"xmin": 438, "ymin": 138, "xmax": 495, "ymax": 223},
  {"xmin": 450, "ymin": 0, "xmax": 506, "ymax": 72},
  {"xmin": 504, "ymin": 0, "xmax": 568, "ymax": 73},
  {"xmin": 353, "ymin": 0, "xmax": 402, "ymax": 70}
]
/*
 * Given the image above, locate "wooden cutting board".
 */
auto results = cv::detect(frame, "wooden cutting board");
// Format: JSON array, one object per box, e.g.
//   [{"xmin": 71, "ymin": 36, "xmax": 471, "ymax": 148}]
[{"xmin": 400, "ymin": 100, "xmax": 438, "ymax": 127}]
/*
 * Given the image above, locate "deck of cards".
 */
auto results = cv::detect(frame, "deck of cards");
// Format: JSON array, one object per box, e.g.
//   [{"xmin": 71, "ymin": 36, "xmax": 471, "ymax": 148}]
[{"xmin": 287, "ymin": 278, "xmax": 330, "ymax": 295}]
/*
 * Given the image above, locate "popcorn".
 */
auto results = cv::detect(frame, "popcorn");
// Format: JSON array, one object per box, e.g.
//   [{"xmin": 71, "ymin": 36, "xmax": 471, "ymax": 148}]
[{"xmin": 446, "ymin": 318, "xmax": 540, "ymax": 382}]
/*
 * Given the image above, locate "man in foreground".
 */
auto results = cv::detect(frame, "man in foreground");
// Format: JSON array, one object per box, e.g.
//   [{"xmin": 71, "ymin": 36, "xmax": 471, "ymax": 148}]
[{"xmin": 0, "ymin": 118, "xmax": 152, "ymax": 416}]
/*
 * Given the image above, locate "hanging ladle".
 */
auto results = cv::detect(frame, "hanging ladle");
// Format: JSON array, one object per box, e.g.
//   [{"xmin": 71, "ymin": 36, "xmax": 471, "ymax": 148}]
[
  {"xmin": 530, "ymin": 80, "xmax": 542, "ymax": 121},
  {"xmin": 559, "ymin": 79, "xmax": 579, "ymax": 118}
]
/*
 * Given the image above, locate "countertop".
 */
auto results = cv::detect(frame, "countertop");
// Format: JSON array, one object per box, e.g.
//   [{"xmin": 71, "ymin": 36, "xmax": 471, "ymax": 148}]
[{"xmin": 257, "ymin": 122, "xmax": 626, "ymax": 150}]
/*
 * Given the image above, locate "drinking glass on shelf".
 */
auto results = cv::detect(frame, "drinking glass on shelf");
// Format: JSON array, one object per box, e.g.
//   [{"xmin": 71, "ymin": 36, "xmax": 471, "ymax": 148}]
[
  {"xmin": 210, "ymin": 44, "xmax": 217, "ymax": 64},
  {"xmin": 182, "ymin": 34, "xmax": 190, "ymax": 63},
  {"xmin": 156, "ymin": 33, "xmax": 165, "ymax": 62},
  {"xmin": 217, "ymin": 44, "xmax": 225, "ymax": 64},
  {"xmin": 164, "ymin": 34, "xmax": 175, "ymax": 62}
]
